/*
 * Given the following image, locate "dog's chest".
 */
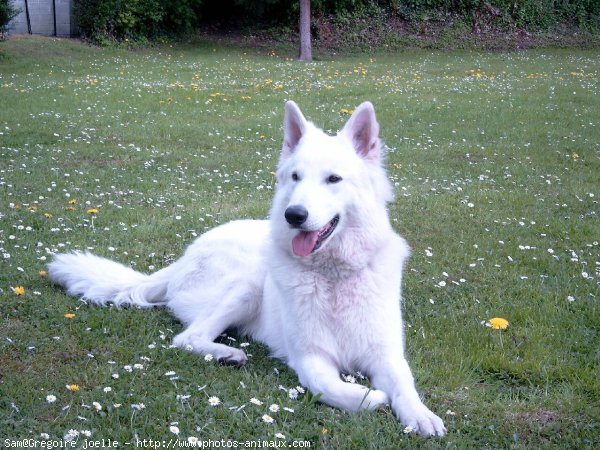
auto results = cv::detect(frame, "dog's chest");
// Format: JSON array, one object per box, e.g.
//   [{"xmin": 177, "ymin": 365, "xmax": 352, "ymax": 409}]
[
  {"xmin": 294, "ymin": 270, "xmax": 384, "ymax": 336},
  {"xmin": 291, "ymin": 272, "xmax": 395, "ymax": 369}
]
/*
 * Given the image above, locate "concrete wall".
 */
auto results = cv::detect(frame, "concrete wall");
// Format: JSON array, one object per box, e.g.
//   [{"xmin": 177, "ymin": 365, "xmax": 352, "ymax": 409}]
[{"xmin": 9, "ymin": 0, "xmax": 75, "ymax": 37}]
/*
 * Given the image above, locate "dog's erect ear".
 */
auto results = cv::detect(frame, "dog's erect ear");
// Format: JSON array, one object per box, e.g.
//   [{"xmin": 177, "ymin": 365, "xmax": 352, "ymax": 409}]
[
  {"xmin": 341, "ymin": 102, "xmax": 380, "ymax": 161},
  {"xmin": 283, "ymin": 101, "xmax": 308, "ymax": 154}
]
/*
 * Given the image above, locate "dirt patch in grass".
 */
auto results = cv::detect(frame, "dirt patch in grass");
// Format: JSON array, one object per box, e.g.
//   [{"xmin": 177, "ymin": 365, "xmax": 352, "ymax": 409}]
[{"xmin": 509, "ymin": 409, "xmax": 560, "ymax": 427}]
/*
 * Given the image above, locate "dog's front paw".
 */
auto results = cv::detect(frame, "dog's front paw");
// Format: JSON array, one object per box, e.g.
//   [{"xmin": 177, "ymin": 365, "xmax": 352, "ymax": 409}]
[
  {"xmin": 217, "ymin": 350, "xmax": 248, "ymax": 368},
  {"xmin": 172, "ymin": 333, "xmax": 248, "ymax": 367},
  {"xmin": 361, "ymin": 389, "xmax": 389, "ymax": 410},
  {"xmin": 397, "ymin": 402, "xmax": 446, "ymax": 437}
]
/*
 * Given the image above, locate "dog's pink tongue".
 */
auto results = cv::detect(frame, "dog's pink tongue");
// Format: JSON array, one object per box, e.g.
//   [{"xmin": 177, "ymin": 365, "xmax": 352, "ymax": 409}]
[{"xmin": 292, "ymin": 231, "xmax": 319, "ymax": 257}]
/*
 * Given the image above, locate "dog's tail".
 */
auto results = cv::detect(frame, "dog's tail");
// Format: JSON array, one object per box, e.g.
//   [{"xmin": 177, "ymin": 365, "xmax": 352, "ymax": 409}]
[{"xmin": 48, "ymin": 251, "xmax": 171, "ymax": 308}]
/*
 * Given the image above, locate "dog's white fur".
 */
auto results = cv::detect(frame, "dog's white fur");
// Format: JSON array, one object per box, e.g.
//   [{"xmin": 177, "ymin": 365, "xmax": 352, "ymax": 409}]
[{"xmin": 48, "ymin": 101, "xmax": 446, "ymax": 436}]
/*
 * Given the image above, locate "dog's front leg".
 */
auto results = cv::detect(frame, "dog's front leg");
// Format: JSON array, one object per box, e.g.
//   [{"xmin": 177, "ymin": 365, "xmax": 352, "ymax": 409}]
[
  {"xmin": 370, "ymin": 357, "xmax": 446, "ymax": 436},
  {"xmin": 292, "ymin": 354, "xmax": 389, "ymax": 412}
]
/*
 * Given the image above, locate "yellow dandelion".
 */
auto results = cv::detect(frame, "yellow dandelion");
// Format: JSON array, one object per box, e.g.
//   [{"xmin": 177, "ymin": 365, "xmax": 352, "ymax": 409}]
[
  {"xmin": 66, "ymin": 384, "xmax": 80, "ymax": 392},
  {"xmin": 488, "ymin": 317, "xmax": 509, "ymax": 330},
  {"xmin": 12, "ymin": 286, "xmax": 25, "ymax": 296},
  {"xmin": 68, "ymin": 199, "xmax": 77, "ymax": 205},
  {"xmin": 44, "ymin": 212, "xmax": 53, "ymax": 219},
  {"xmin": 39, "ymin": 270, "xmax": 47, "ymax": 277},
  {"xmin": 86, "ymin": 208, "xmax": 98, "ymax": 215},
  {"xmin": 64, "ymin": 313, "xmax": 75, "ymax": 319}
]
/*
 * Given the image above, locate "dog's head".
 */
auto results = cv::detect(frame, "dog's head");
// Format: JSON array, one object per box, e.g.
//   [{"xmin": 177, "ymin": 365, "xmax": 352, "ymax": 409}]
[{"xmin": 270, "ymin": 101, "xmax": 394, "ymax": 259}]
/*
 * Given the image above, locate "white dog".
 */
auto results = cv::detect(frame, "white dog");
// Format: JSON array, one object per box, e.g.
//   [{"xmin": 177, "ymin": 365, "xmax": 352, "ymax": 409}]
[{"xmin": 49, "ymin": 101, "xmax": 446, "ymax": 436}]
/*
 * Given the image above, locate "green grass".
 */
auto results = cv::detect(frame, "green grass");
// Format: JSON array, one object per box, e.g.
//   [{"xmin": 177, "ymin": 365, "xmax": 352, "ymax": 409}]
[{"xmin": 1, "ymin": 35, "xmax": 599, "ymax": 448}]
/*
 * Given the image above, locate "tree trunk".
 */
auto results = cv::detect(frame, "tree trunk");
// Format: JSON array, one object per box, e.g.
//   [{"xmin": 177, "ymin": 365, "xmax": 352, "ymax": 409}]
[{"xmin": 299, "ymin": 0, "xmax": 312, "ymax": 62}]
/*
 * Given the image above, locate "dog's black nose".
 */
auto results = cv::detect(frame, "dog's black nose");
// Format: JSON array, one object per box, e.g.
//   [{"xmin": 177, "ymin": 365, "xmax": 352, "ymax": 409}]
[{"xmin": 285, "ymin": 205, "xmax": 308, "ymax": 227}]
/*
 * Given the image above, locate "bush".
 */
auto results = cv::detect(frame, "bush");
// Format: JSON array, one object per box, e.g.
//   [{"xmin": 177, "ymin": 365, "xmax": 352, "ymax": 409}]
[
  {"xmin": 397, "ymin": 0, "xmax": 600, "ymax": 31},
  {"xmin": 73, "ymin": 0, "xmax": 599, "ymax": 45},
  {"xmin": 314, "ymin": 5, "xmax": 391, "ymax": 51},
  {"xmin": 0, "ymin": 0, "xmax": 20, "ymax": 37},
  {"xmin": 73, "ymin": 0, "xmax": 202, "ymax": 43}
]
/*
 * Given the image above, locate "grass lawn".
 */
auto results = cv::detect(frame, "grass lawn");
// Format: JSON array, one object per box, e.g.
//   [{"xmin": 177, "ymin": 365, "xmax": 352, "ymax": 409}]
[{"xmin": 1, "ymin": 35, "xmax": 598, "ymax": 448}]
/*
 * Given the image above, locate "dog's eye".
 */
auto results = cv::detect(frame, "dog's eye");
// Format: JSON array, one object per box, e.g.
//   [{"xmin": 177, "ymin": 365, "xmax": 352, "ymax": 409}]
[
  {"xmin": 291, "ymin": 172, "xmax": 299, "ymax": 181},
  {"xmin": 327, "ymin": 174, "xmax": 342, "ymax": 184}
]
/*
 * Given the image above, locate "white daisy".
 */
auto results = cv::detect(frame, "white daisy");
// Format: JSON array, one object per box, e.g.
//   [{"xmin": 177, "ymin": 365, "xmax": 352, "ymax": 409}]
[
  {"xmin": 64, "ymin": 429, "xmax": 79, "ymax": 441},
  {"xmin": 343, "ymin": 374, "xmax": 356, "ymax": 383},
  {"xmin": 262, "ymin": 414, "xmax": 275, "ymax": 424}
]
